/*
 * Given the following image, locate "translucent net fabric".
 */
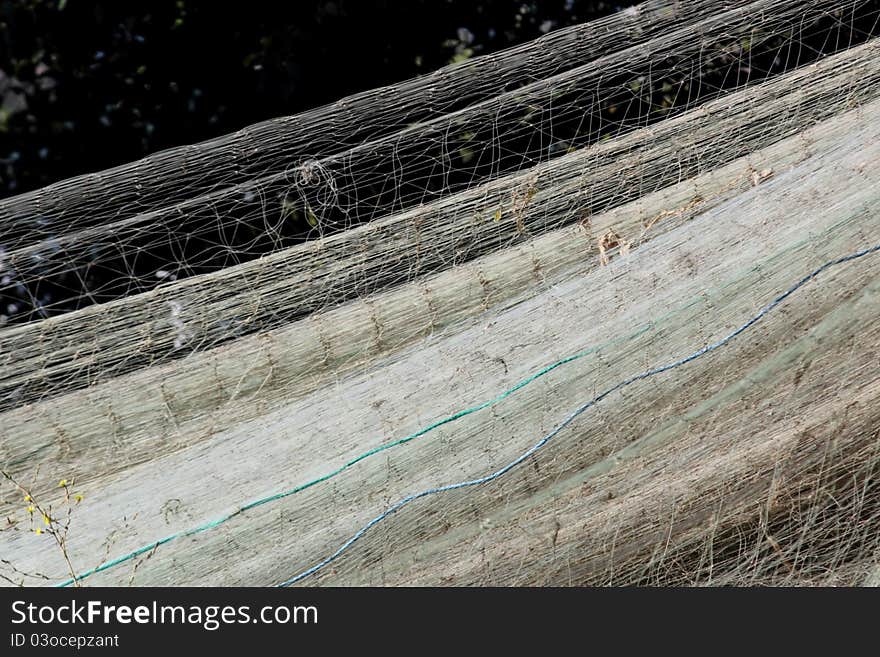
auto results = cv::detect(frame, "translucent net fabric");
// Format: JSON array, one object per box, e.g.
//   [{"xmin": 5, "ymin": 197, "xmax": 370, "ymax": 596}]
[{"xmin": 1, "ymin": 0, "xmax": 879, "ymax": 586}]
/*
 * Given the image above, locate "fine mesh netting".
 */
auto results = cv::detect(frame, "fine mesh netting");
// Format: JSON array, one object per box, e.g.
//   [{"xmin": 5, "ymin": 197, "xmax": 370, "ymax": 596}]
[
  {"xmin": 1, "ymin": 0, "xmax": 879, "ymax": 587},
  {"xmin": 2, "ymin": 0, "xmax": 879, "ymax": 325}
]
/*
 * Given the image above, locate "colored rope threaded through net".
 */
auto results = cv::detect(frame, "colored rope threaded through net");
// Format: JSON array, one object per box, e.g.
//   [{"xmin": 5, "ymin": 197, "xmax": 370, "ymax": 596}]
[
  {"xmin": 275, "ymin": 244, "xmax": 880, "ymax": 586},
  {"xmin": 54, "ymin": 243, "xmax": 879, "ymax": 587}
]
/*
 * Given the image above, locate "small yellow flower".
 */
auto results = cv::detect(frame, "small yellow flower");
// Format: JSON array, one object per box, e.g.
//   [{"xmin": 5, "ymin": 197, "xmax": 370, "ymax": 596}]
[
  {"xmin": 42, "ymin": 514, "xmax": 51, "ymax": 526},
  {"xmin": 74, "ymin": 494, "xmax": 84, "ymax": 503},
  {"xmin": 58, "ymin": 479, "xmax": 68, "ymax": 488},
  {"xmin": 26, "ymin": 505, "xmax": 35, "ymax": 514},
  {"xmin": 34, "ymin": 528, "xmax": 43, "ymax": 535},
  {"xmin": 23, "ymin": 494, "xmax": 31, "ymax": 502}
]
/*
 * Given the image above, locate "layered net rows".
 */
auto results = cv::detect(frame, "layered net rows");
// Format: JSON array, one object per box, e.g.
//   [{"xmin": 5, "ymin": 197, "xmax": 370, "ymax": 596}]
[{"xmin": 1, "ymin": 0, "xmax": 879, "ymax": 586}]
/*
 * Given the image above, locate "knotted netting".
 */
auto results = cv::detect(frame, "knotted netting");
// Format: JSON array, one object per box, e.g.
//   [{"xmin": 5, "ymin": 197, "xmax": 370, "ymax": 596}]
[{"xmin": 1, "ymin": 0, "xmax": 879, "ymax": 586}]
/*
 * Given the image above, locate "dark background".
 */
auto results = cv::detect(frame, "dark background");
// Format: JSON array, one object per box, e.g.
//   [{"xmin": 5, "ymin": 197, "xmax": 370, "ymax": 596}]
[{"xmin": 0, "ymin": 0, "xmax": 619, "ymax": 199}]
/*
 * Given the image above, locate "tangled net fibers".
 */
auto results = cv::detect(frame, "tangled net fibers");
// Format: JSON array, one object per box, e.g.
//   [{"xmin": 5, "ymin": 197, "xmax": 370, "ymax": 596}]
[{"xmin": 1, "ymin": 0, "xmax": 879, "ymax": 586}]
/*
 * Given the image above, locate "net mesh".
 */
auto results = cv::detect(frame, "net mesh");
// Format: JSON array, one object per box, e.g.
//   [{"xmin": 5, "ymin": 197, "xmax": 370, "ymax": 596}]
[
  {"xmin": 1, "ymin": 0, "xmax": 879, "ymax": 587},
  {"xmin": 2, "ymin": 0, "xmax": 878, "ymax": 324}
]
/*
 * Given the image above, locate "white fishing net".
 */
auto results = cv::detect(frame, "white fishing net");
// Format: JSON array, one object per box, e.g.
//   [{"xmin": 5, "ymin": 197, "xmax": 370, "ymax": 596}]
[{"xmin": 1, "ymin": 0, "xmax": 878, "ymax": 586}]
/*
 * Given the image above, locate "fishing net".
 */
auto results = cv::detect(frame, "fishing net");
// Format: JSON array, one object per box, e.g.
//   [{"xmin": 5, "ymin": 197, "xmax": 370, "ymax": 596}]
[{"xmin": 1, "ymin": 0, "xmax": 879, "ymax": 587}]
